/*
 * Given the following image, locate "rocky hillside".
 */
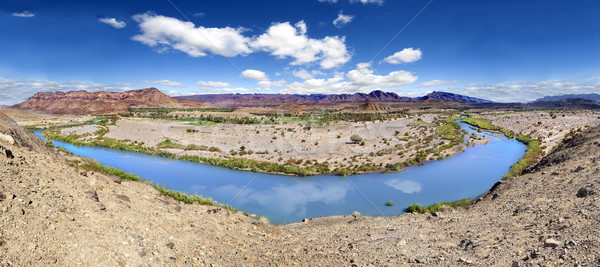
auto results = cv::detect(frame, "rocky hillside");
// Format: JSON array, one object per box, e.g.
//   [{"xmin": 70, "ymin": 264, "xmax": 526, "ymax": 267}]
[
  {"xmin": 1, "ymin": 112, "xmax": 599, "ymax": 265},
  {"xmin": 13, "ymin": 88, "xmax": 209, "ymax": 114}
]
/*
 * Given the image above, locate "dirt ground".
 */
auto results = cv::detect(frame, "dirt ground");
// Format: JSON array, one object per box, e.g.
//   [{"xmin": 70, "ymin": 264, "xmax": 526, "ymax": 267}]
[{"xmin": 1, "ymin": 110, "xmax": 599, "ymax": 266}]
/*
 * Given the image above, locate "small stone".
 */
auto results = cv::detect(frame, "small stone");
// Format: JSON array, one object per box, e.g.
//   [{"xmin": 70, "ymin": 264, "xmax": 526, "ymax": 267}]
[
  {"xmin": 108, "ymin": 175, "xmax": 121, "ymax": 184},
  {"xmin": 5, "ymin": 149, "xmax": 14, "ymax": 159},
  {"xmin": 576, "ymin": 184, "xmax": 595, "ymax": 198},
  {"xmin": 115, "ymin": 195, "xmax": 130, "ymax": 202},
  {"xmin": 85, "ymin": 189, "xmax": 99, "ymax": 202},
  {"xmin": 42, "ymin": 257, "xmax": 57, "ymax": 264},
  {"xmin": 139, "ymin": 251, "xmax": 147, "ymax": 257},
  {"xmin": 511, "ymin": 261, "xmax": 520, "ymax": 267},
  {"xmin": 167, "ymin": 242, "xmax": 175, "ymax": 249},
  {"xmin": 169, "ymin": 256, "xmax": 177, "ymax": 262},
  {"xmin": 302, "ymin": 218, "xmax": 309, "ymax": 223},
  {"xmin": 492, "ymin": 193, "xmax": 500, "ymax": 200},
  {"xmin": 458, "ymin": 257, "xmax": 472, "ymax": 264},
  {"xmin": 544, "ymin": 238, "xmax": 561, "ymax": 248}
]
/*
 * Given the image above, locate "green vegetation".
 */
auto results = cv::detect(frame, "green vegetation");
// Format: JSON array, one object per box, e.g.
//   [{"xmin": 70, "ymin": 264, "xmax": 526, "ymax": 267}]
[
  {"xmin": 70, "ymin": 157, "xmax": 237, "ymax": 211},
  {"xmin": 157, "ymin": 139, "xmax": 184, "ymax": 149},
  {"xmin": 460, "ymin": 116, "xmax": 544, "ymax": 179},
  {"xmin": 503, "ymin": 134, "xmax": 543, "ymax": 179},
  {"xmin": 385, "ymin": 200, "xmax": 394, "ymax": 207},
  {"xmin": 406, "ymin": 198, "xmax": 470, "ymax": 213}
]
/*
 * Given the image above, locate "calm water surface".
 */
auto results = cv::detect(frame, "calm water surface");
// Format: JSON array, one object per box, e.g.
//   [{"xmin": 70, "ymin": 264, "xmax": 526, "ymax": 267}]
[{"xmin": 36, "ymin": 121, "xmax": 526, "ymax": 224}]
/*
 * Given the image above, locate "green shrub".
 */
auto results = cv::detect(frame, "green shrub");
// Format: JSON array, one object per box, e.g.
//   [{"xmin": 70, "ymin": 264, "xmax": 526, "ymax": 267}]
[
  {"xmin": 157, "ymin": 139, "xmax": 183, "ymax": 149},
  {"xmin": 385, "ymin": 200, "xmax": 394, "ymax": 206},
  {"xmin": 350, "ymin": 134, "xmax": 363, "ymax": 144}
]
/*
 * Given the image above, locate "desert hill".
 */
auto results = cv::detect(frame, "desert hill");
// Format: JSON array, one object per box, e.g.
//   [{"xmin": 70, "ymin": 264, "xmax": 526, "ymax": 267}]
[
  {"xmin": 13, "ymin": 88, "xmax": 210, "ymax": 114},
  {"xmin": 1, "ymin": 111, "xmax": 599, "ymax": 265}
]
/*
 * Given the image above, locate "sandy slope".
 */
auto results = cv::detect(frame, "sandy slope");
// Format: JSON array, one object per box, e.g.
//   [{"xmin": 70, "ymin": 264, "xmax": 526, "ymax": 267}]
[{"xmin": 1, "ymin": 112, "xmax": 599, "ymax": 266}]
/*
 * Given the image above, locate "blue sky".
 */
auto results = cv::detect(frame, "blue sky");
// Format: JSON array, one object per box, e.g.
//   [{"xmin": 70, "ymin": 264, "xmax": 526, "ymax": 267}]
[{"xmin": 1, "ymin": 0, "xmax": 600, "ymax": 104}]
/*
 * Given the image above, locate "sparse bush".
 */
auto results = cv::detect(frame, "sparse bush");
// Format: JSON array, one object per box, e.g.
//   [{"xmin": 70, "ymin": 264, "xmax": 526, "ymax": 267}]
[
  {"xmin": 385, "ymin": 200, "xmax": 393, "ymax": 206},
  {"xmin": 350, "ymin": 134, "xmax": 363, "ymax": 144}
]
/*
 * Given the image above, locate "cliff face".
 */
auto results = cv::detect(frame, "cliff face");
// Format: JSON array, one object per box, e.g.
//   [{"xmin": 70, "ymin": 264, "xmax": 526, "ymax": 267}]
[{"xmin": 13, "ymin": 88, "xmax": 209, "ymax": 114}]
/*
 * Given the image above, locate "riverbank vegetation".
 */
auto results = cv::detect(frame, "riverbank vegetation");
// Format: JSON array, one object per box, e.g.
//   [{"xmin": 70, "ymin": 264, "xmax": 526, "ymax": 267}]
[{"xmin": 406, "ymin": 198, "xmax": 470, "ymax": 213}]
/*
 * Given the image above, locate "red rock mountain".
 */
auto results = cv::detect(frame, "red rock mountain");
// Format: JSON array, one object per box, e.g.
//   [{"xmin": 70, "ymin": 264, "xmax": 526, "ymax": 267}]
[{"xmin": 13, "ymin": 88, "xmax": 209, "ymax": 114}]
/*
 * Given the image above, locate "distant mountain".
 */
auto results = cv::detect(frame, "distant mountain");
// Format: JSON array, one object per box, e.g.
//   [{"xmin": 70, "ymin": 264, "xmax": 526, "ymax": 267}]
[
  {"xmin": 13, "ymin": 88, "xmax": 209, "ymax": 114},
  {"xmin": 177, "ymin": 90, "xmax": 488, "ymax": 107},
  {"xmin": 418, "ymin": 91, "xmax": 493, "ymax": 104},
  {"xmin": 534, "ymin": 93, "xmax": 600, "ymax": 103},
  {"xmin": 525, "ymin": 98, "xmax": 600, "ymax": 110}
]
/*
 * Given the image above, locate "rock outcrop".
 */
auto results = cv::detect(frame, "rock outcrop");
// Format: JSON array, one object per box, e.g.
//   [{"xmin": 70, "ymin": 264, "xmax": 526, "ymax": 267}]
[{"xmin": 13, "ymin": 88, "xmax": 209, "ymax": 114}]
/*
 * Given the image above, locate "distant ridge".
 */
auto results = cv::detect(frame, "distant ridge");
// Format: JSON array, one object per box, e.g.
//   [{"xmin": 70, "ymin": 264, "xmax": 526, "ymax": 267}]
[
  {"xmin": 534, "ymin": 93, "xmax": 600, "ymax": 103},
  {"xmin": 13, "ymin": 88, "xmax": 210, "ymax": 114},
  {"xmin": 418, "ymin": 91, "xmax": 493, "ymax": 104},
  {"xmin": 177, "ymin": 90, "xmax": 491, "ymax": 107}
]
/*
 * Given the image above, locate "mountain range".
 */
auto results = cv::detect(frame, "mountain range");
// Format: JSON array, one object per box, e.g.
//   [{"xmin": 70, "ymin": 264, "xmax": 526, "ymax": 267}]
[{"xmin": 9, "ymin": 88, "xmax": 600, "ymax": 114}]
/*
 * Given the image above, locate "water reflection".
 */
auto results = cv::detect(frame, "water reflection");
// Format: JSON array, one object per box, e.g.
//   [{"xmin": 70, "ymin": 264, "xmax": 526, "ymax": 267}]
[
  {"xmin": 384, "ymin": 179, "xmax": 422, "ymax": 194},
  {"xmin": 216, "ymin": 181, "xmax": 351, "ymax": 217}
]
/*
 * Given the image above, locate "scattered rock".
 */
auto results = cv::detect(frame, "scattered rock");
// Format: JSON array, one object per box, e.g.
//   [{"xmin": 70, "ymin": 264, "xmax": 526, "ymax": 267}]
[
  {"xmin": 84, "ymin": 189, "xmax": 99, "ymax": 202},
  {"xmin": 492, "ymin": 193, "xmax": 500, "ymax": 200},
  {"xmin": 5, "ymin": 149, "xmax": 14, "ymax": 159},
  {"xmin": 302, "ymin": 218, "xmax": 309, "ymax": 223},
  {"xmin": 115, "ymin": 194, "xmax": 130, "ymax": 202},
  {"xmin": 573, "ymin": 166, "xmax": 585, "ymax": 172},
  {"xmin": 576, "ymin": 184, "xmax": 596, "ymax": 197},
  {"xmin": 167, "ymin": 242, "xmax": 175, "ymax": 249},
  {"xmin": 42, "ymin": 256, "xmax": 57, "ymax": 264},
  {"xmin": 460, "ymin": 239, "xmax": 480, "ymax": 250},
  {"xmin": 544, "ymin": 238, "xmax": 561, "ymax": 248}
]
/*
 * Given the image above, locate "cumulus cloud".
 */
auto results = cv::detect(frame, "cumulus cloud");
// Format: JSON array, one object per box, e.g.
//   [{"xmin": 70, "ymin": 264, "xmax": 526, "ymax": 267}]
[
  {"xmin": 12, "ymin": 11, "xmax": 34, "ymax": 17},
  {"xmin": 0, "ymin": 78, "xmax": 130, "ymax": 105},
  {"xmin": 282, "ymin": 62, "xmax": 417, "ymax": 94},
  {"xmin": 333, "ymin": 11, "xmax": 354, "ymax": 28},
  {"xmin": 350, "ymin": 0, "xmax": 384, "ymax": 5},
  {"xmin": 131, "ymin": 14, "xmax": 351, "ymax": 69},
  {"xmin": 418, "ymin": 80, "xmax": 462, "ymax": 87},
  {"xmin": 241, "ymin": 69, "xmax": 269, "ymax": 81},
  {"xmin": 292, "ymin": 69, "xmax": 313, "ymax": 80},
  {"xmin": 196, "ymin": 81, "xmax": 230, "ymax": 87},
  {"xmin": 132, "ymin": 13, "xmax": 251, "ymax": 57},
  {"xmin": 257, "ymin": 79, "xmax": 286, "ymax": 90},
  {"xmin": 383, "ymin": 48, "xmax": 422, "ymax": 64},
  {"xmin": 139, "ymin": 80, "xmax": 184, "ymax": 87},
  {"xmin": 251, "ymin": 21, "xmax": 351, "ymax": 69},
  {"xmin": 99, "ymin": 17, "xmax": 126, "ymax": 29}
]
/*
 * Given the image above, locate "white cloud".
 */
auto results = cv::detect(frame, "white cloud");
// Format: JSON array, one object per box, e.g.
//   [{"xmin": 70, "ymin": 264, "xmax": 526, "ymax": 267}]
[
  {"xmin": 132, "ymin": 14, "xmax": 351, "ymax": 69},
  {"xmin": 282, "ymin": 62, "xmax": 417, "ymax": 94},
  {"xmin": 383, "ymin": 48, "xmax": 422, "ymax": 64},
  {"xmin": 318, "ymin": 0, "xmax": 338, "ymax": 3},
  {"xmin": 99, "ymin": 17, "xmax": 126, "ymax": 29},
  {"xmin": 241, "ymin": 69, "xmax": 268, "ymax": 81},
  {"xmin": 12, "ymin": 11, "xmax": 34, "ymax": 18},
  {"xmin": 132, "ymin": 13, "xmax": 251, "ymax": 57},
  {"xmin": 292, "ymin": 69, "xmax": 313, "ymax": 80},
  {"xmin": 257, "ymin": 79, "xmax": 286, "ymax": 90},
  {"xmin": 350, "ymin": 0, "xmax": 384, "ymax": 4},
  {"xmin": 0, "ymin": 78, "xmax": 130, "ymax": 105},
  {"xmin": 384, "ymin": 179, "xmax": 422, "ymax": 194},
  {"xmin": 333, "ymin": 11, "xmax": 354, "ymax": 28},
  {"xmin": 197, "ymin": 81, "xmax": 230, "ymax": 87},
  {"xmin": 139, "ymin": 80, "xmax": 184, "ymax": 87},
  {"xmin": 250, "ymin": 21, "xmax": 351, "ymax": 69},
  {"xmin": 418, "ymin": 80, "xmax": 462, "ymax": 87}
]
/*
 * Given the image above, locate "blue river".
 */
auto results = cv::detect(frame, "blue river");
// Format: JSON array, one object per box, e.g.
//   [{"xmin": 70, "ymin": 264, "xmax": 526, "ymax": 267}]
[{"xmin": 35, "ymin": 121, "xmax": 526, "ymax": 224}]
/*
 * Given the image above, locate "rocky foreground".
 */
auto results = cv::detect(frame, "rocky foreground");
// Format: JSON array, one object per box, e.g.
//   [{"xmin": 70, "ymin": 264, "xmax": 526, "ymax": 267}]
[{"xmin": 1, "ymin": 112, "xmax": 599, "ymax": 266}]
